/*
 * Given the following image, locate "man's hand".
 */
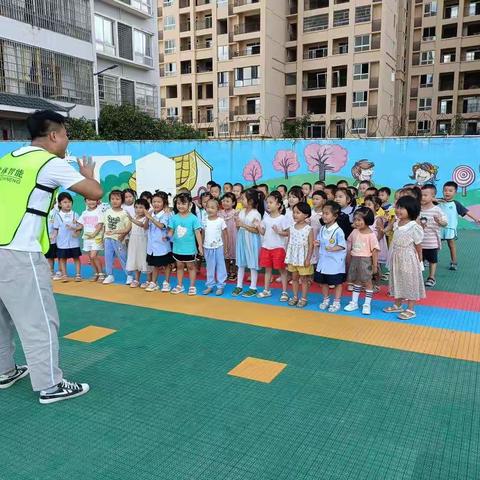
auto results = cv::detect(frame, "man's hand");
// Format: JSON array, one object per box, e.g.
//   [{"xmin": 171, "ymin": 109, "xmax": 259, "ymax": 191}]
[{"xmin": 77, "ymin": 156, "xmax": 96, "ymax": 180}]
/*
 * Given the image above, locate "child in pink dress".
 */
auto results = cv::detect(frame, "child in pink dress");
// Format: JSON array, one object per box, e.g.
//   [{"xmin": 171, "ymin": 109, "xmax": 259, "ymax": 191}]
[{"xmin": 219, "ymin": 192, "xmax": 238, "ymax": 281}]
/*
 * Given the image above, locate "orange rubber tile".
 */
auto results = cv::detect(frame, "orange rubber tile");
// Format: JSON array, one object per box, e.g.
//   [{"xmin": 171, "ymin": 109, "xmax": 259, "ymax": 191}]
[
  {"xmin": 54, "ymin": 282, "xmax": 480, "ymax": 363},
  {"xmin": 228, "ymin": 357, "xmax": 287, "ymax": 383},
  {"xmin": 64, "ymin": 325, "xmax": 117, "ymax": 343}
]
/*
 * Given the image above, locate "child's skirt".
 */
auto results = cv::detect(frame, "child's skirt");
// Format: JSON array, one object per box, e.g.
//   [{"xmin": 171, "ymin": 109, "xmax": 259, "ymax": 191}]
[{"xmin": 236, "ymin": 229, "xmax": 260, "ymax": 270}]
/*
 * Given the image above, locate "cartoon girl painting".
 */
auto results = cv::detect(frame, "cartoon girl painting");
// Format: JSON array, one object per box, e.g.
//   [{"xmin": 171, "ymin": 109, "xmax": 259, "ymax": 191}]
[
  {"xmin": 351, "ymin": 160, "xmax": 375, "ymax": 185},
  {"xmin": 409, "ymin": 162, "xmax": 439, "ymax": 186}
]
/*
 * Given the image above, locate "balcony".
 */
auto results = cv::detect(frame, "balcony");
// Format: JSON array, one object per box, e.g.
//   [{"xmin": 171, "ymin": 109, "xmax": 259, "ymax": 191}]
[
  {"xmin": 195, "ymin": 18, "xmax": 213, "ymax": 30},
  {"xmin": 234, "ymin": 22, "xmax": 261, "ymax": 34},
  {"xmin": 467, "ymin": 2, "xmax": 480, "ymax": 16},
  {"xmin": 179, "ymin": 0, "xmax": 190, "ymax": 7},
  {"xmin": 303, "ymin": 46, "xmax": 328, "ymax": 59},
  {"xmin": 180, "ymin": 21, "xmax": 191, "ymax": 32},
  {"xmin": 234, "ymin": 104, "xmax": 261, "ymax": 115},
  {"xmin": 305, "ymin": 0, "xmax": 329, "ymax": 10},
  {"xmin": 232, "ymin": 45, "xmax": 261, "ymax": 57},
  {"xmin": 303, "ymin": 73, "xmax": 327, "ymax": 91},
  {"xmin": 234, "ymin": 0, "xmax": 260, "ymax": 6}
]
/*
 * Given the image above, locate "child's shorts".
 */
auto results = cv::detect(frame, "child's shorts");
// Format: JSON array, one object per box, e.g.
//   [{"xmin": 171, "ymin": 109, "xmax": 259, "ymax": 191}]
[
  {"xmin": 314, "ymin": 272, "xmax": 346, "ymax": 286},
  {"xmin": 259, "ymin": 247, "xmax": 286, "ymax": 270},
  {"xmin": 422, "ymin": 248, "xmax": 439, "ymax": 264},
  {"xmin": 172, "ymin": 253, "xmax": 197, "ymax": 263},
  {"xmin": 347, "ymin": 256, "xmax": 373, "ymax": 283},
  {"xmin": 147, "ymin": 252, "xmax": 174, "ymax": 267},
  {"xmin": 45, "ymin": 243, "xmax": 57, "ymax": 259},
  {"xmin": 287, "ymin": 264, "xmax": 314, "ymax": 276},
  {"xmin": 441, "ymin": 227, "xmax": 457, "ymax": 240},
  {"xmin": 83, "ymin": 239, "xmax": 104, "ymax": 252},
  {"xmin": 57, "ymin": 247, "xmax": 82, "ymax": 259}
]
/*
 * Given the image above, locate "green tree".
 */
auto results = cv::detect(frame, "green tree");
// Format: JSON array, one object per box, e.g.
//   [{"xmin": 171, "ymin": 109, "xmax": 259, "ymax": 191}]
[
  {"xmin": 282, "ymin": 115, "xmax": 310, "ymax": 138},
  {"xmin": 66, "ymin": 117, "xmax": 97, "ymax": 140}
]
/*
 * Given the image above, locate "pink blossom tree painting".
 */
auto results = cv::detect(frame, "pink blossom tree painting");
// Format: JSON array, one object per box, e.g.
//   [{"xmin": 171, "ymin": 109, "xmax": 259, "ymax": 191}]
[
  {"xmin": 272, "ymin": 149, "xmax": 300, "ymax": 179},
  {"xmin": 304, "ymin": 143, "xmax": 348, "ymax": 181},
  {"xmin": 243, "ymin": 158, "xmax": 263, "ymax": 185}
]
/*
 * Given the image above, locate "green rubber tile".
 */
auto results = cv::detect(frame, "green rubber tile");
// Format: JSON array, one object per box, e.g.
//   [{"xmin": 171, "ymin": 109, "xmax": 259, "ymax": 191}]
[{"xmin": 2, "ymin": 295, "xmax": 480, "ymax": 480}]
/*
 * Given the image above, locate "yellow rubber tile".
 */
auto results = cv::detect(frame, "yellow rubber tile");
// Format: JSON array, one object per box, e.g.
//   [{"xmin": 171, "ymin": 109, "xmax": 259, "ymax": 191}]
[
  {"xmin": 53, "ymin": 282, "xmax": 480, "ymax": 362},
  {"xmin": 228, "ymin": 357, "xmax": 287, "ymax": 383},
  {"xmin": 64, "ymin": 325, "xmax": 117, "ymax": 343}
]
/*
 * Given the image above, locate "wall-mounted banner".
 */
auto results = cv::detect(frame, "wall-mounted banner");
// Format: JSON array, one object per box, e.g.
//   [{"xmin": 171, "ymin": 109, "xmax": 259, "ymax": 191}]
[{"xmin": 2, "ymin": 138, "xmax": 479, "ymax": 228}]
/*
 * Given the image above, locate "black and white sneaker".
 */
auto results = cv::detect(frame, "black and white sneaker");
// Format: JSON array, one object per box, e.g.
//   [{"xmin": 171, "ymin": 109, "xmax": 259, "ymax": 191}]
[
  {"xmin": 0, "ymin": 365, "xmax": 29, "ymax": 389},
  {"xmin": 39, "ymin": 379, "xmax": 90, "ymax": 405}
]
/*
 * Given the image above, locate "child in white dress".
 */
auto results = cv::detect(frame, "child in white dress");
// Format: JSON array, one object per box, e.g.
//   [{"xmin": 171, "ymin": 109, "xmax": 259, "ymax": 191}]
[{"xmin": 126, "ymin": 199, "xmax": 149, "ymax": 288}]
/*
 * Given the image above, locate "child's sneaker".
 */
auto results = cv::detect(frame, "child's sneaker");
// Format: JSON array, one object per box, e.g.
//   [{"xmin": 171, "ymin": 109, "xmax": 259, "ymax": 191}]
[
  {"xmin": 449, "ymin": 262, "xmax": 458, "ymax": 271},
  {"xmin": 161, "ymin": 281, "xmax": 171, "ymax": 292},
  {"xmin": 232, "ymin": 287, "xmax": 243, "ymax": 297},
  {"xmin": 344, "ymin": 302, "xmax": 359, "ymax": 312},
  {"xmin": 328, "ymin": 301, "xmax": 341, "ymax": 313},
  {"xmin": 125, "ymin": 275, "xmax": 133, "ymax": 285},
  {"xmin": 170, "ymin": 285, "xmax": 185, "ymax": 295},
  {"xmin": 319, "ymin": 298, "xmax": 330, "ymax": 310},
  {"xmin": 0, "ymin": 365, "xmax": 29, "ymax": 389},
  {"xmin": 145, "ymin": 282, "xmax": 159, "ymax": 292},
  {"xmin": 362, "ymin": 304, "xmax": 371, "ymax": 315},
  {"xmin": 52, "ymin": 272, "xmax": 62, "ymax": 281},
  {"xmin": 203, "ymin": 287, "xmax": 213, "ymax": 295},
  {"xmin": 102, "ymin": 275, "xmax": 115, "ymax": 285},
  {"xmin": 241, "ymin": 289, "xmax": 257, "ymax": 298},
  {"xmin": 215, "ymin": 288, "xmax": 224, "ymax": 296},
  {"xmin": 39, "ymin": 379, "xmax": 90, "ymax": 405}
]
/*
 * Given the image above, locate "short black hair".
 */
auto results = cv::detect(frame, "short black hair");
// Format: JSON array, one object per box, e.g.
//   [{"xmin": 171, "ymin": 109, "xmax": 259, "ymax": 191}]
[
  {"xmin": 359, "ymin": 180, "xmax": 372, "ymax": 187},
  {"xmin": 378, "ymin": 187, "xmax": 391, "ymax": 196},
  {"xmin": 288, "ymin": 185, "xmax": 304, "ymax": 201},
  {"xmin": 365, "ymin": 186, "xmax": 378, "ymax": 194},
  {"xmin": 312, "ymin": 190, "xmax": 327, "ymax": 200},
  {"xmin": 223, "ymin": 182, "xmax": 233, "ymax": 189},
  {"xmin": 27, "ymin": 110, "xmax": 66, "ymax": 140},
  {"xmin": 123, "ymin": 188, "xmax": 137, "ymax": 199},
  {"xmin": 210, "ymin": 183, "xmax": 221, "ymax": 191},
  {"xmin": 277, "ymin": 184, "xmax": 287, "ymax": 193},
  {"xmin": 293, "ymin": 201, "xmax": 311, "ymax": 218},
  {"xmin": 152, "ymin": 190, "xmax": 169, "ymax": 206},
  {"xmin": 364, "ymin": 195, "xmax": 382, "ymax": 209},
  {"xmin": 140, "ymin": 190, "xmax": 153, "ymax": 201},
  {"xmin": 134, "ymin": 198, "xmax": 150, "ymax": 210},
  {"xmin": 57, "ymin": 192, "xmax": 73, "ymax": 204},
  {"xmin": 325, "ymin": 184, "xmax": 337, "ymax": 194},
  {"xmin": 396, "ymin": 195, "xmax": 421, "ymax": 220},
  {"xmin": 109, "ymin": 189, "xmax": 124, "ymax": 202},
  {"xmin": 257, "ymin": 183, "xmax": 269, "ymax": 192},
  {"xmin": 221, "ymin": 192, "xmax": 237, "ymax": 208},
  {"xmin": 323, "ymin": 200, "xmax": 341, "ymax": 216},
  {"xmin": 336, "ymin": 180, "xmax": 348, "ymax": 187},
  {"xmin": 233, "ymin": 182, "xmax": 244, "ymax": 191},
  {"xmin": 314, "ymin": 180, "xmax": 326, "ymax": 187},
  {"xmin": 422, "ymin": 183, "xmax": 437, "ymax": 194},
  {"xmin": 302, "ymin": 182, "xmax": 312, "ymax": 188},
  {"xmin": 207, "ymin": 180, "xmax": 216, "ymax": 187},
  {"xmin": 354, "ymin": 206, "xmax": 375, "ymax": 226},
  {"xmin": 443, "ymin": 181, "xmax": 458, "ymax": 191}
]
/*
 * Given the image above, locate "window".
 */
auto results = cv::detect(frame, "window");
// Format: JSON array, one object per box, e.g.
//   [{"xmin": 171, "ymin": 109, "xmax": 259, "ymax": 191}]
[
  {"xmin": 247, "ymin": 123, "xmax": 260, "ymax": 135},
  {"xmin": 355, "ymin": 5, "xmax": 371, "ymax": 23},
  {"xmin": 219, "ymin": 122, "xmax": 229, "ymax": 135},
  {"xmin": 353, "ymin": 91, "xmax": 368, "ymax": 106},
  {"xmin": 118, "ymin": 23, "xmax": 133, "ymax": 60},
  {"xmin": 167, "ymin": 107, "xmax": 179, "ymax": 118},
  {"xmin": 98, "ymin": 75, "xmax": 119, "ymax": 105},
  {"xmin": 304, "ymin": 14, "xmax": 328, "ymax": 32},
  {"xmin": 419, "ymin": 97, "xmax": 432, "ymax": 111},
  {"xmin": 165, "ymin": 62, "xmax": 177, "ymax": 76},
  {"xmin": 165, "ymin": 39, "xmax": 176, "ymax": 54},
  {"xmin": 164, "ymin": 0, "xmax": 173, "ymax": 5},
  {"xmin": 352, "ymin": 118, "xmax": 367, "ymax": 133},
  {"xmin": 444, "ymin": 4, "xmax": 458, "ymax": 19},
  {"xmin": 218, "ymin": 46, "xmax": 229, "ymax": 61},
  {"xmin": 134, "ymin": 30, "xmax": 153, "ymax": 66},
  {"xmin": 132, "ymin": 0, "xmax": 152, "ymax": 14},
  {"xmin": 439, "ymin": 98, "xmax": 453, "ymax": 114},
  {"xmin": 95, "ymin": 15, "xmax": 115, "ymax": 56},
  {"xmin": 218, "ymin": 71, "xmax": 228, "ymax": 87},
  {"xmin": 463, "ymin": 97, "xmax": 480, "ymax": 113},
  {"xmin": 466, "ymin": 49, "xmax": 480, "ymax": 61},
  {"xmin": 437, "ymin": 122, "xmax": 451, "ymax": 134},
  {"xmin": 417, "ymin": 120, "xmax": 431, "ymax": 133},
  {"xmin": 420, "ymin": 74, "xmax": 433, "ymax": 87},
  {"xmin": 337, "ymin": 41, "xmax": 348, "ymax": 54},
  {"xmin": 235, "ymin": 66, "xmax": 260, "ymax": 87},
  {"xmin": 246, "ymin": 97, "xmax": 260, "ymax": 114},
  {"xmin": 420, "ymin": 50, "xmax": 435, "ymax": 65},
  {"xmin": 164, "ymin": 15, "xmax": 176, "ymax": 30},
  {"xmin": 333, "ymin": 9, "xmax": 349, "ymax": 27},
  {"xmin": 353, "ymin": 63, "xmax": 369, "ymax": 80},
  {"xmin": 423, "ymin": 26, "xmax": 436, "ymax": 41},
  {"xmin": 354, "ymin": 35, "xmax": 370, "ymax": 52},
  {"xmin": 424, "ymin": 1, "xmax": 437, "ymax": 16},
  {"xmin": 136, "ymin": 83, "xmax": 156, "ymax": 115},
  {"xmin": 218, "ymin": 98, "xmax": 229, "ymax": 113}
]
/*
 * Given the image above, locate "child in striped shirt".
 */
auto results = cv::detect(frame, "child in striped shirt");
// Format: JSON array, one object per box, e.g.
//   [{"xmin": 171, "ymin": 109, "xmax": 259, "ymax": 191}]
[{"xmin": 420, "ymin": 184, "xmax": 447, "ymax": 288}]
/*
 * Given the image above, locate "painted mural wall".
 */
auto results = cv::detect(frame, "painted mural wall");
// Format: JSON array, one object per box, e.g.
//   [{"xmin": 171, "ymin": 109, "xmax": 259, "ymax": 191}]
[{"xmin": 1, "ymin": 138, "xmax": 479, "ymax": 229}]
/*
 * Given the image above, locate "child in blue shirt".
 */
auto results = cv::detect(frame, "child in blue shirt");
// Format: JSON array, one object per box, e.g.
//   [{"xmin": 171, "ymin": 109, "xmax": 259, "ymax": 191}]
[
  {"xmin": 168, "ymin": 192, "xmax": 203, "ymax": 295},
  {"xmin": 314, "ymin": 201, "xmax": 347, "ymax": 313}
]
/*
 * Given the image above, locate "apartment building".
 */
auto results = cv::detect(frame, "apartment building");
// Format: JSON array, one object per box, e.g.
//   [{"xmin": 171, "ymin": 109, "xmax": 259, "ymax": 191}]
[
  {"xmin": 406, "ymin": 0, "xmax": 480, "ymax": 135},
  {"xmin": 0, "ymin": 0, "xmax": 159, "ymax": 139},
  {"xmin": 158, "ymin": 0, "xmax": 408, "ymax": 138}
]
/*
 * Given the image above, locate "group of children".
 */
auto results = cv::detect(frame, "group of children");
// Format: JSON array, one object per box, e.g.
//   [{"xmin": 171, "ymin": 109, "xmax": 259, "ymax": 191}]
[{"xmin": 46, "ymin": 177, "xmax": 479, "ymax": 320}]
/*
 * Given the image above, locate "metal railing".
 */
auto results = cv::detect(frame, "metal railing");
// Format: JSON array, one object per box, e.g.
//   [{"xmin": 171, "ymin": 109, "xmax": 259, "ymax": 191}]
[
  {"xmin": 234, "ymin": 22, "xmax": 261, "ymax": 34},
  {"xmin": 0, "ymin": 0, "xmax": 91, "ymax": 42},
  {"xmin": 0, "ymin": 38, "xmax": 93, "ymax": 106}
]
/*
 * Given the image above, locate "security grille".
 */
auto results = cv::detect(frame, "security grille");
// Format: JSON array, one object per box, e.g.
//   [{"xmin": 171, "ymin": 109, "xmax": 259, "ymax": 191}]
[{"xmin": 0, "ymin": 38, "xmax": 93, "ymax": 105}]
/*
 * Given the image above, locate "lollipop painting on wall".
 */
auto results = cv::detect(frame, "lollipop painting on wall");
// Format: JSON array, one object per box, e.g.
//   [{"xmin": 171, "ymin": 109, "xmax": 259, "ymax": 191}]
[{"xmin": 452, "ymin": 165, "xmax": 476, "ymax": 197}]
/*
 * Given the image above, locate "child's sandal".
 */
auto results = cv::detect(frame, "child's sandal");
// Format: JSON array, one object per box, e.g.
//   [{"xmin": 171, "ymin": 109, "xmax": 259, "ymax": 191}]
[
  {"xmin": 279, "ymin": 291, "xmax": 289, "ymax": 302},
  {"xmin": 288, "ymin": 297, "xmax": 298, "ymax": 306},
  {"xmin": 188, "ymin": 286, "xmax": 197, "ymax": 296},
  {"xmin": 397, "ymin": 309, "xmax": 416, "ymax": 320},
  {"xmin": 383, "ymin": 304, "xmax": 404, "ymax": 313},
  {"xmin": 130, "ymin": 280, "xmax": 140, "ymax": 288},
  {"xmin": 297, "ymin": 298, "xmax": 308, "ymax": 308},
  {"xmin": 74, "ymin": 274, "xmax": 82, "ymax": 282}
]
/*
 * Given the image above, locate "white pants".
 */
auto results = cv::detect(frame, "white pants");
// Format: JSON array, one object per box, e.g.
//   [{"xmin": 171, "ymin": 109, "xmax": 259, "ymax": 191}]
[{"xmin": 0, "ymin": 249, "xmax": 63, "ymax": 391}]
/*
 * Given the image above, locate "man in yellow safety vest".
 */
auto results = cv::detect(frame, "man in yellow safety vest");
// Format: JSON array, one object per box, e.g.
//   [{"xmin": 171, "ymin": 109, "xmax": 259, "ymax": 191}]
[{"xmin": 0, "ymin": 110, "xmax": 102, "ymax": 404}]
